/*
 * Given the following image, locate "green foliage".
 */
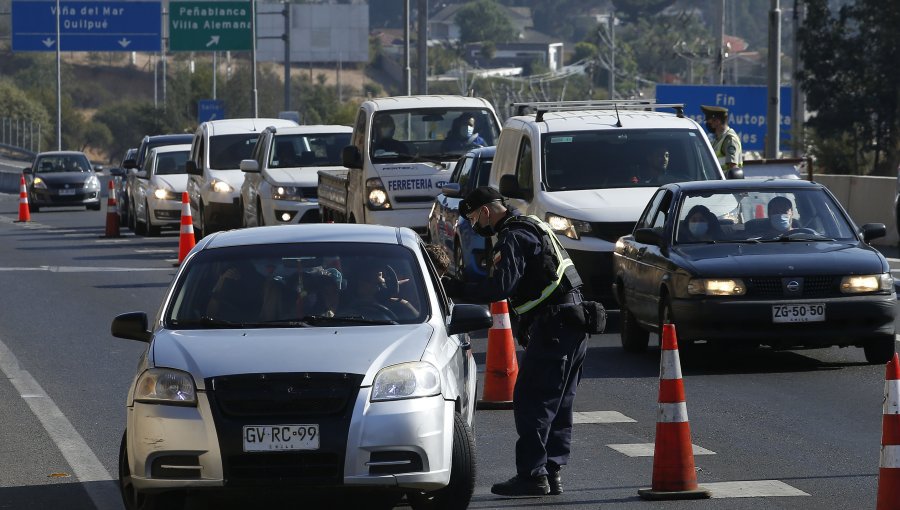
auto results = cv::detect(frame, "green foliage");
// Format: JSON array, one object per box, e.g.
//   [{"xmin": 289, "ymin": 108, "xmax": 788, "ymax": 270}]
[
  {"xmin": 455, "ymin": 0, "xmax": 516, "ymax": 45},
  {"xmin": 571, "ymin": 42, "xmax": 598, "ymax": 64},
  {"xmin": 610, "ymin": 0, "xmax": 677, "ymax": 23},
  {"xmin": 799, "ymin": 0, "xmax": 900, "ymax": 175}
]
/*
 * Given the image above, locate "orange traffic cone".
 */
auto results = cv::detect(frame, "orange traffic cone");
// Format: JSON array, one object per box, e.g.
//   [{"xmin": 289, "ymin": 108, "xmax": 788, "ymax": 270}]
[
  {"xmin": 103, "ymin": 180, "xmax": 120, "ymax": 238},
  {"xmin": 638, "ymin": 324, "xmax": 711, "ymax": 500},
  {"xmin": 16, "ymin": 175, "xmax": 31, "ymax": 222},
  {"xmin": 177, "ymin": 192, "xmax": 196, "ymax": 264},
  {"xmin": 877, "ymin": 353, "xmax": 900, "ymax": 510},
  {"xmin": 755, "ymin": 204, "xmax": 765, "ymax": 219},
  {"xmin": 476, "ymin": 300, "xmax": 519, "ymax": 410}
]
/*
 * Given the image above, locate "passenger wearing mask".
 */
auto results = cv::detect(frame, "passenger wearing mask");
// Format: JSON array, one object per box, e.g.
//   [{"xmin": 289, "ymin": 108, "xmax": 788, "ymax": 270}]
[{"xmin": 441, "ymin": 113, "xmax": 487, "ymax": 152}]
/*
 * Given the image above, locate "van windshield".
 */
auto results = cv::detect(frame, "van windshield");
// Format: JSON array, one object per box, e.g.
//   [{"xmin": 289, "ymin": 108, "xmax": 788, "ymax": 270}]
[
  {"xmin": 209, "ymin": 134, "xmax": 261, "ymax": 170},
  {"xmin": 541, "ymin": 129, "xmax": 721, "ymax": 191},
  {"xmin": 370, "ymin": 108, "xmax": 500, "ymax": 163}
]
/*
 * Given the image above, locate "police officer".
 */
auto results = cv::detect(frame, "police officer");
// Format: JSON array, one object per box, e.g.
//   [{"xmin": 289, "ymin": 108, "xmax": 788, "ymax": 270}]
[
  {"xmin": 701, "ymin": 105, "xmax": 743, "ymax": 171},
  {"xmin": 441, "ymin": 186, "xmax": 588, "ymax": 497}
]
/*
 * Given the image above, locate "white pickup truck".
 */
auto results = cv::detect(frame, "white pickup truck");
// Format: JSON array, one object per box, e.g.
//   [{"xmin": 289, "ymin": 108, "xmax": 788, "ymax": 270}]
[{"xmin": 318, "ymin": 95, "xmax": 501, "ymax": 237}]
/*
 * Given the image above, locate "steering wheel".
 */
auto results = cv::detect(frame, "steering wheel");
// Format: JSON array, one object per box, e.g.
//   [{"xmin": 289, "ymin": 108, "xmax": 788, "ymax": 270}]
[
  {"xmin": 789, "ymin": 227, "xmax": 818, "ymax": 235},
  {"xmin": 353, "ymin": 302, "xmax": 399, "ymax": 322}
]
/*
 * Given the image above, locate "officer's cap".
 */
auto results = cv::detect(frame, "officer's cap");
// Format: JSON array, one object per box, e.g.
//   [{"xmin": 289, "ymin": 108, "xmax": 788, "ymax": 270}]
[
  {"xmin": 460, "ymin": 186, "xmax": 504, "ymax": 217},
  {"xmin": 700, "ymin": 105, "xmax": 728, "ymax": 119}
]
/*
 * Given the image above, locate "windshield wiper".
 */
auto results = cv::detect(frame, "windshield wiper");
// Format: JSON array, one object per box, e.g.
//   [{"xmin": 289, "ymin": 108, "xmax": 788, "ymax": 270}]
[
  {"xmin": 301, "ymin": 314, "xmax": 398, "ymax": 326},
  {"xmin": 759, "ymin": 232, "xmax": 835, "ymax": 242},
  {"xmin": 170, "ymin": 316, "xmax": 254, "ymax": 329},
  {"xmin": 720, "ymin": 239, "xmax": 761, "ymax": 244}
]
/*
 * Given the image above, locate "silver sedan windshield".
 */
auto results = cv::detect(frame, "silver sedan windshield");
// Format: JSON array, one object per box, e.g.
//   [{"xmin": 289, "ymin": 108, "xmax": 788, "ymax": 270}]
[{"xmin": 167, "ymin": 242, "xmax": 429, "ymax": 327}]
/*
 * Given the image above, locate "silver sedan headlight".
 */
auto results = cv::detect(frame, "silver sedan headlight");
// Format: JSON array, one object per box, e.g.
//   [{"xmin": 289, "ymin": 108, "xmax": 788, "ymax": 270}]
[
  {"xmin": 211, "ymin": 179, "xmax": 233, "ymax": 193},
  {"xmin": 687, "ymin": 278, "xmax": 747, "ymax": 296},
  {"xmin": 546, "ymin": 212, "xmax": 592, "ymax": 240},
  {"xmin": 87, "ymin": 176, "xmax": 101, "ymax": 189},
  {"xmin": 840, "ymin": 273, "xmax": 893, "ymax": 294},
  {"xmin": 134, "ymin": 368, "xmax": 197, "ymax": 406},
  {"xmin": 371, "ymin": 362, "xmax": 441, "ymax": 402},
  {"xmin": 153, "ymin": 188, "xmax": 178, "ymax": 200}
]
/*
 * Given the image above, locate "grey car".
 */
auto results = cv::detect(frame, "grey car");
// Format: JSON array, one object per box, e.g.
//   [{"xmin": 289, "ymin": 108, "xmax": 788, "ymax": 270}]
[{"xmin": 112, "ymin": 223, "xmax": 490, "ymax": 509}]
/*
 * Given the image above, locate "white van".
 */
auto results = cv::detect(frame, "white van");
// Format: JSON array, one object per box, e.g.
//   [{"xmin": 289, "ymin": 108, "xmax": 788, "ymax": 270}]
[
  {"xmin": 490, "ymin": 101, "xmax": 737, "ymax": 306},
  {"xmin": 185, "ymin": 118, "xmax": 298, "ymax": 237}
]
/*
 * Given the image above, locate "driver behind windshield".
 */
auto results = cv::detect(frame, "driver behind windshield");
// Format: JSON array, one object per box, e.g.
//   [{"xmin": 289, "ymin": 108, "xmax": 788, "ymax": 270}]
[
  {"xmin": 767, "ymin": 196, "xmax": 796, "ymax": 233},
  {"xmin": 372, "ymin": 115, "xmax": 409, "ymax": 155},
  {"xmin": 341, "ymin": 265, "xmax": 417, "ymax": 321}
]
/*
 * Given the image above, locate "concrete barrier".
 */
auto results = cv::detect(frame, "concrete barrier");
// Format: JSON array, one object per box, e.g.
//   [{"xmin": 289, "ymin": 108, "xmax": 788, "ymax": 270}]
[{"xmin": 814, "ymin": 175, "xmax": 897, "ymax": 246}]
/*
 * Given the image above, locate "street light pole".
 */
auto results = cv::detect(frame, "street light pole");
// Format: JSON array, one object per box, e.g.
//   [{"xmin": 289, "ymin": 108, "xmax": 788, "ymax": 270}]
[
  {"xmin": 55, "ymin": 0, "xmax": 61, "ymax": 150},
  {"xmin": 250, "ymin": 0, "xmax": 259, "ymax": 117},
  {"xmin": 766, "ymin": 0, "xmax": 781, "ymax": 158}
]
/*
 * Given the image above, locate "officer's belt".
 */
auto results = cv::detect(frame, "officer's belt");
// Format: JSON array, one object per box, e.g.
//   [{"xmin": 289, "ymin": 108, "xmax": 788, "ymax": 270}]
[{"xmin": 542, "ymin": 290, "xmax": 583, "ymax": 315}]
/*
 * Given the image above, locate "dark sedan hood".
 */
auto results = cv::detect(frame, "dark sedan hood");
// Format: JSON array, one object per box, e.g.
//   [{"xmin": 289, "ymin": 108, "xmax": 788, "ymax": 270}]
[
  {"xmin": 35, "ymin": 172, "xmax": 91, "ymax": 185},
  {"xmin": 673, "ymin": 241, "xmax": 887, "ymax": 277}
]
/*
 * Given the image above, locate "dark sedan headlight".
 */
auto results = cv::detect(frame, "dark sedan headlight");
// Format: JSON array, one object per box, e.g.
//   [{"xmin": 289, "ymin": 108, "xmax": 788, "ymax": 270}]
[
  {"xmin": 546, "ymin": 212, "xmax": 592, "ymax": 240},
  {"xmin": 840, "ymin": 273, "xmax": 893, "ymax": 294},
  {"xmin": 134, "ymin": 368, "xmax": 197, "ymax": 406},
  {"xmin": 33, "ymin": 177, "xmax": 47, "ymax": 189},
  {"xmin": 371, "ymin": 362, "xmax": 441, "ymax": 401},
  {"xmin": 687, "ymin": 278, "xmax": 747, "ymax": 296}
]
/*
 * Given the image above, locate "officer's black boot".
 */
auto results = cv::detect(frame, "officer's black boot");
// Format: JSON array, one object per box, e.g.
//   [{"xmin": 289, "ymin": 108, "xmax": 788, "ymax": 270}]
[
  {"xmin": 547, "ymin": 469, "xmax": 562, "ymax": 495},
  {"xmin": 490, "ymin": 474, "xmax": 550, "ymax": 497}
]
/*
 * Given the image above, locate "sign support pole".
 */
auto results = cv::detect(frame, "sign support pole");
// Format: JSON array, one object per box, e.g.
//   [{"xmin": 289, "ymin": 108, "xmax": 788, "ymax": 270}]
[
  {"xmin": 251, "ymin": 0, "xmax": 258, "ymax": 117},
  {"xmin": 55, "ymin": 0, "xmax": 61, "ymax": 150},
  {"xmin": 766, "ymin": 0, "xmax": 781, "ymax": 158}
]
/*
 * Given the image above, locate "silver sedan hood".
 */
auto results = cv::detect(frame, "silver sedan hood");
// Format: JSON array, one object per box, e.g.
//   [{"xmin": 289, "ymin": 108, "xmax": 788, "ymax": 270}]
[{"xmin": 151, "ymin": 324, "xmax": 435, "ymax": 389}]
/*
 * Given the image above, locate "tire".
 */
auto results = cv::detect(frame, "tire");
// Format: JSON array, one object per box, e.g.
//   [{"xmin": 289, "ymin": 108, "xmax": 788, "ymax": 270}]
[
  {"xmin": 620, "ymin": 305, "xmax": 650, "ymax": 353},
  {"xmin": 407, "ymin": 413, "xmax": 475, "ymax": 510},
  {"xmin": 119, "ymin": 431, "xmax": 185, "ymax": 510},
  {"xmin": 195, "ymin": 202, "xmax": 205, "ymax": 241},
  {"xmin": 864, "ymin": 336, "xmax": 896, "ymax": 364},
  {"xmin": 658, "ymin": 297, "xmax": 695, "ymax": 350},
  {"xmin": 145, "ymin": 201, "xmax": 161, "ymax": 237}
]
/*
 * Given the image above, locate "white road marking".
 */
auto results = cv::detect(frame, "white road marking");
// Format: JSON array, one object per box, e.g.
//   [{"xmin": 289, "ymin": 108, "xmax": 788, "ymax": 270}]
[
  {"xmin": 0, "ymin": 337, "xmax": 119, "ymax": 509},
  {"xmin": 607, "ymin": 442, "xmax": 716, "ymax": 457},
  {"xmin": 94, "ymin": 239, "xmax": 132, "ymax": 244},
  {"xmin": 887, "ymin": 258, "xmax": 900, "ymax": 264},
  {"xmin": 134, "ymin": 248, "xmax": 176, "ymax": 254},
  {"xmin": 0, "ymin": 266, "xmax": 171, "ymax": 272},
  {"xmin": 705, "ymin": 480, "xmax": 809, "ymax": 498},
  {"xmin": 574, "ymin": 411, "xmax": 636, "ymax": 424}
]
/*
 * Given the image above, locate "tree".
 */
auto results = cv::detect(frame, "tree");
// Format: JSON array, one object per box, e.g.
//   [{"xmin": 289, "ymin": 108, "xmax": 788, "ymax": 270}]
[
  {"xmin": 610, "ymin": 0, "xmax": 677, "ymax": 23},
  {"xmin": 455, "ymin": 0, "xmax": 516, "ymax": 45},
  {"xmin": 799, "ymin": 0, "xmax": 900, "ymax": 175}
]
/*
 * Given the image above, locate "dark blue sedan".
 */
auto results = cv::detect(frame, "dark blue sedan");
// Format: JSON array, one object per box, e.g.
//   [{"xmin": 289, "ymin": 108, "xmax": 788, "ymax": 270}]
[
  {"xmin": 612, "ymin": 179, "xmax": 896, "ymax": 363},
  {"xmin": 427, "ymin": 147, "xmax": 494, "ymax": 282}
]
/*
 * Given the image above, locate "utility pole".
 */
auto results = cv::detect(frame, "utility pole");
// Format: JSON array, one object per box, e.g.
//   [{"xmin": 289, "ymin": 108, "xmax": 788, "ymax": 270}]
[
  {"xmin": 283, "ymin": 1, "xmax": 291, "ymax": 112},
  {"xmin": 416, "ymin": 0, "xmax": 428, "ymax": 95},
  {"xmin": 250, "ymin": 0, "xmax": 259, "ymax": 117},
  {"xmin": 791, "ymin": 0, "xmax": 806, "ymax": 155},
  {"xmin": 608, "ymin": 12, "xmax": 615, "ymax": 100},
  {"xmin": 717, "ymin": 0, "xmax": 725, "ymax": 84},
  {"xmin": 55, "ymin": 0, "xmax": 61, "ymax": 150},
  {"xmin": 404, "ymin": 0, "xmax": 411, "ymax": 95},
  {"xmin": 766, "ymin": 0, "xmax": 781, "ymax": 158}
]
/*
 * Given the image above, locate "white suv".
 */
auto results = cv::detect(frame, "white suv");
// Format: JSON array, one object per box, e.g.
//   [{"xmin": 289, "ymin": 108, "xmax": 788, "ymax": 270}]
[
  {"xmin": 240, "ymin": 124, "xmax": 352, "ymax": 226},
  {"xmin": 490, "ymin": 101, "xmax": 735, "ymax": 306},
  {"xmin": 186, "ymin": 118, "xmax": 298, "ymax": 237}
]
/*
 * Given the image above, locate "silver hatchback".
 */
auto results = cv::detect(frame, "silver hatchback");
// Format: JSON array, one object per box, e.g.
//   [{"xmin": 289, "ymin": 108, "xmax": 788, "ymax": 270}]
[{"xmin": 112, "ymin": 224, "xmax": 490, "ymax": 509}]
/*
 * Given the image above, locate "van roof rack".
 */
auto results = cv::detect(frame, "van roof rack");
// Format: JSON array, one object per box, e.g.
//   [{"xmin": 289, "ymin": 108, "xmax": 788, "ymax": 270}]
[{"xmin": 510, "ymin": 100, "xmax": 685, "ymax": 121}]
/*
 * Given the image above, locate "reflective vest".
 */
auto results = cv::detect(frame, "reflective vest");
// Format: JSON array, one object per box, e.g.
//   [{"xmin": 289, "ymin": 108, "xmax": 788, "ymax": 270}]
[
  {"xmin": 712, "ymin": 127, "xmax": 743, "ymax": 168},
  {"xmin": 504, "ymin": 215, "xmax": 581, "ymax": 315}
]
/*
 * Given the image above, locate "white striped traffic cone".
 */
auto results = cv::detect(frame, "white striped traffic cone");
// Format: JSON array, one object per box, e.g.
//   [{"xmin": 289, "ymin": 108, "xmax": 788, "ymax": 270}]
[
  {"xmin": 638, "ymin": 324, "xmax": 710, "ymax": 500},
  {"xmin": 177, "ymin": 192, "xmax": 196, "ymax": 264},
  {"xmin": 877, "ymin": 353, "xmax": 900, "ymax": 510},
  {"xmin": 16, "ymin": 175, "xmax": 31, "ymax": 222},
  {"xmin": 476, "ymin": 300, "xmax": 519, "ymax": 410}
]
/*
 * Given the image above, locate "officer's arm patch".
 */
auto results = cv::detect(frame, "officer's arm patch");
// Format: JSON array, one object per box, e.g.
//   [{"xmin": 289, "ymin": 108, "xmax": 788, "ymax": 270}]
[{"xmin": 727, "ymin": 145, "xmax": 737, "ymax": 155}]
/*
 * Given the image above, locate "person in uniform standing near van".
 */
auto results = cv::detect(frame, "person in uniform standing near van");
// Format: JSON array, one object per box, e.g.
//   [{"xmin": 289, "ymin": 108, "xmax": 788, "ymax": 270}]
[
  {"xmin": 441, "ymin": 186, "xmax": 599, "ymax": 498},
  {"xmin": 701, "ymin": 105, "xmax": 743, "ymax": 171}
]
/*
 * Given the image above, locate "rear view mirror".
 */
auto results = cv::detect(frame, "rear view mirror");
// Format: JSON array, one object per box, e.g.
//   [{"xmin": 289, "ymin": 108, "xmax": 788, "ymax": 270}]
[
  {"xmin": 185, "ymin": 160, "xmax": 201, "ymax": 175},
  {"xmin": 240, "ymin": 159, "xmax": 260, "ymax": 173},
  {"xmin": 441, "ymin": 183, "xmax": 461, "ymax": 197},
  {"xmin": 727, "ymin": 167, "xmax": 744, "ymax": 179},
  {"xmin": 861, "ymin": 223, "xmax": 886, "ymax": 243},
  {"xmin": 123, "ymin": 158, "xmax": 138, "ymax": 169},
  {"xmin": 23, "ymin": 167, "xmax": 32, "ymax": 174},
  {"xmin": 108, "ymin": 167, "xmax": 126, "ymax": 177},
  {"xmin": 111, "ymin": 312, "xmax": 151, "ymax": 342},
  {"xmin": 447, "ymin": 303, "xmax": 492, "ymax": 335},
  {"xmin": 634, "ymin": 228, "xmax": 665, "ymax": 247},
  {"xmin": 499, "ymin": 174, "xmax": 531, "ymax": 200},
  {"xmin": 342, "ymin": 145, "xmax": 362, "ymax": 169}
]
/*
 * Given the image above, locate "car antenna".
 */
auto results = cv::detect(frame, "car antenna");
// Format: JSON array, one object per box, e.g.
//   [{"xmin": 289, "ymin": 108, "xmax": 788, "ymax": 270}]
[{"xmin": 614, "ymin": 103, "xmax": 622, "ymax": 128}]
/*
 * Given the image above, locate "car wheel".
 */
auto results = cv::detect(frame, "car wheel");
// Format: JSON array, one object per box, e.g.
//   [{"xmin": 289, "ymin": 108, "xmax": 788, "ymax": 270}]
[
  {"xmin": 119, "ymin": 431, "xmax": 185, "ymax": 510},
  {"xmin": 28, "ymin": 202, "xmax": 39, "ymax": 213},
  {"xmin": 145, "ymin": 201, "xmax": 161, "ymax": 237},
  {"xmin": 620, "ymin": 305, "xmax": 650, "ymax": 353},
  {"xmin": 454, "ymin": 241, "xmax": 466, "ymax": 282},
  {"xmin": 864, "ymin": 336, "xmax": 896, "ymax": 364},
  {"xmin": 407, "ymin": 413, "xmax": 475, "ymax": 510},
  {"xmin": 195, "ymin": 202, "xmax": 206, "ymax": 241}
]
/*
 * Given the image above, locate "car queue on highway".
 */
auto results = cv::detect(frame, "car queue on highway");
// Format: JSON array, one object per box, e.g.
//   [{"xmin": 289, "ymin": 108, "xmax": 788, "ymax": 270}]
[{"xmin": 12, "ymin": 96, "xmax": 897, "ymax": 510}]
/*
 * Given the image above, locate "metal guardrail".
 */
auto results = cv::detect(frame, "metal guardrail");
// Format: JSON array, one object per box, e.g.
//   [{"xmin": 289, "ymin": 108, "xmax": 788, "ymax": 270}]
[
  {"xmin": 1, "ymin": 117, "xmax": 42, "ymax": 156},
  {"xmin": 0, "ymin": 143, "xmax": 36, "ymax": 161}
]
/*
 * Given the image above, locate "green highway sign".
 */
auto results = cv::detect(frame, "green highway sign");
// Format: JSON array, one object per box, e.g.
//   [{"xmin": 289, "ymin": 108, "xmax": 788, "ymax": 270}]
[{"xmin": 169, "ymin": 0, "xmax": 252, "ymax": 51}]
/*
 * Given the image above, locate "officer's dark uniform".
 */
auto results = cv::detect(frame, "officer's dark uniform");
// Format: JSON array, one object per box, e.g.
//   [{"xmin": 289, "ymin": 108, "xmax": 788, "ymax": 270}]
[{"xmin": 445, "ymin": 187, "xmax": 588, "ymax": 496}]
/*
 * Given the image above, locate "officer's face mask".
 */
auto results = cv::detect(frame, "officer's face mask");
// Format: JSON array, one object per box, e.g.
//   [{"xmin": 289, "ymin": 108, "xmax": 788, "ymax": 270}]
[
  {"xmin": 469, "ymin": 207, "xmax": 495, "ymax": 238},
  {"xmin": 771, "ymin": 212, "xmax": 792, "ymax": 232},
  {"xmin": 688, "ymin": 220, "xmax": 708, "ymax": 237}
]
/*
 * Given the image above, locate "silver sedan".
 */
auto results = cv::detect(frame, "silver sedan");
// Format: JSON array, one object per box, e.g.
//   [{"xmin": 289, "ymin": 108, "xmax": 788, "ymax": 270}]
[{"xmin": 112, "ymin": 224, "xmax": 490, "ymax": 509}]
